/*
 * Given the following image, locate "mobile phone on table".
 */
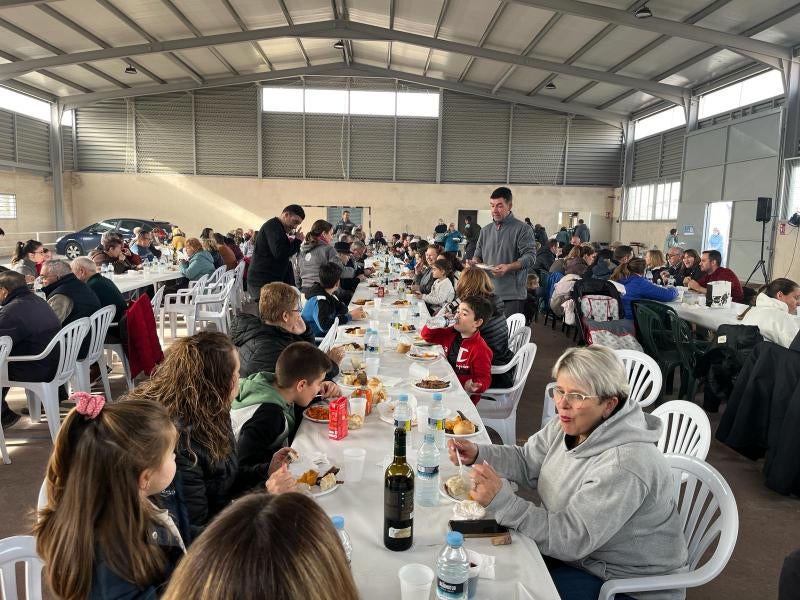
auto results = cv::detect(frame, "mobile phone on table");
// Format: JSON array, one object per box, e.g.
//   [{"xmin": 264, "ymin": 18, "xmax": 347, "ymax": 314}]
[{"xmin": 448, "ymin": 519, "xmax": 508, "ymax": 538}]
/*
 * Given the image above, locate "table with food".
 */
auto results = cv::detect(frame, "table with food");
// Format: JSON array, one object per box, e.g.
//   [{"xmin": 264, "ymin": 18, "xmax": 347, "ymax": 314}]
[
  {"xmin": 289, "ymin": 263, "xmax": 559, "ymax": 600},
  {"xmin": 111, "ymin": 265, "xmax": 186, "ymax": 293}
]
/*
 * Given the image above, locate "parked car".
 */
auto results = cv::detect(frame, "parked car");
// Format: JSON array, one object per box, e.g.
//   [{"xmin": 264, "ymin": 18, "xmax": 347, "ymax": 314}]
[{"xmin": 56, "ymin": 218, "xmax": 172, "ymax": 259}]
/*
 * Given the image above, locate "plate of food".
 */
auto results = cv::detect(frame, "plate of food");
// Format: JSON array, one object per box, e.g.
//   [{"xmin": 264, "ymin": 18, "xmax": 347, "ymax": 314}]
[
  {"xmin": 440, "ymin": 472, "xmax": 472, "ymax": 502},
  {"xmin": 352, "ymin": 298, "xmax": 371, "ymax": 306},
  {"xmin": 412, "ymin": 377, "xmax": 453, "ymax": 392},
  {"xmin": 337, "ymin": 342, "xmax": 364, "ymax": 353},
  {"xmin": 294, "ymin": 464, "xmax": 342, "ymax": 497},
  {"xmin": 302, "ymin": 403, "xmax": 331, "ymax": 423},
  {"xmin": 391, "ymin": 299, "xmax": 412, "ymax": 307},
  {"xmin": 445, "ymin": 412, "xmax": 481, "ymax": 438},
  {"xmin": 392, "ymin": 323, "xmax": 416, "ymax": 332},
  {"xmin": 376, "ymin": 395, "xmax": 419, "ymax": 426},
  {"xmin": 406, "ymin": 349, "xmax": 441, "ymax": 362},
  {"xmin": 340, "ymin": 325, "xmax": 367, "ymax": 337},
  {"xmin": 474, "ymin": 263, "xmax": 497, "ymax": 272}
]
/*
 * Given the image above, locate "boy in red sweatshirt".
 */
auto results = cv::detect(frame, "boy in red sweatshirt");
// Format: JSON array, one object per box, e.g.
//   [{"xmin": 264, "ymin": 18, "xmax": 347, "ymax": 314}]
[{"xmin": 421, "ymin": 295, "xmax": 494, "ymax": 404}]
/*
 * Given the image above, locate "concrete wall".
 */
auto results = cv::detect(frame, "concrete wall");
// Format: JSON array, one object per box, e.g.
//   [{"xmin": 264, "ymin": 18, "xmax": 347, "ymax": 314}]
[{"xmin": 66, "ymin": 172, "xmax": 616, "ymax": 241}]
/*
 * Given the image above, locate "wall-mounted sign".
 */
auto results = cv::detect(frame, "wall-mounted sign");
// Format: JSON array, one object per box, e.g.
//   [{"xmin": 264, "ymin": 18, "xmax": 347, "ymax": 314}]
[{"xmin": 683, "ymin": 225, "xmax": 695, "ymax": 236}]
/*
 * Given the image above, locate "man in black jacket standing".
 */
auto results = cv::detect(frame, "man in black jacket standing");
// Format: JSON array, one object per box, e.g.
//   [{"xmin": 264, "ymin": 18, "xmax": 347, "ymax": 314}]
[{"xmin": 247, "ymin": 205, "xmax": 305, "ymax": 300}]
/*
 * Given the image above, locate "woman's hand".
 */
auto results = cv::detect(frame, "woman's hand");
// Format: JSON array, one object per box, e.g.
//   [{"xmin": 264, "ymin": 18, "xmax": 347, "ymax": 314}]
[
  {"xmin": 350, "ymin": 307, "xmax": 365, "ymax": 320},
  {"xmin": 448, "ymin": 439, "xmax": 478, "ymax": 466},
  {"xmin": 266, "ymin": 464, "xmax": 296, "ymax": 495},
  {"xmin": 470, "ymin": 462, "xmax": 502, "ymax": 507},
  {"xmin": 327, "ymin": 345, "xmax": 345, "ymax": 364},
  {"xmin": 268, "ymin": 447, "xmax": 295, "ymax": 475},
  {"xmin": 319, "ymin": 381, "xmax": 341, "ymax": 398}
]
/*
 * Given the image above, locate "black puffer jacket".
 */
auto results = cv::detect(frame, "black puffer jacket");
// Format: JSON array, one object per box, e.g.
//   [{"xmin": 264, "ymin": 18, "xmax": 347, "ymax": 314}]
[
  {"xmin": 481, "ymin": 294, "xmax": 514, "ymax": 388},
  {"xmin": 230, "ymin": 314, "xmax": 339, "ymax": 380}
]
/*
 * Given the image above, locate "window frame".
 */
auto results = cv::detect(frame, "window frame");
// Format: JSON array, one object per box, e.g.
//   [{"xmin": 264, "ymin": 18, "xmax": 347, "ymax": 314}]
[
  {"xmin": 0, "ymin": 193, "xmax": 17, "ymax": 219},
  {"xmin": 623, "ymin": 180, "xmax": 681, "ymax": 222}
]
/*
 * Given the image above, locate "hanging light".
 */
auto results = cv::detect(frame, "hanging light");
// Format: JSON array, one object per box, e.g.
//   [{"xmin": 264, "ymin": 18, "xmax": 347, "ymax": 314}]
[
  {"xmin": 545, "ymin": 81, "xmax": 557, "ymax": 90},
  {"xmin": 635, "ymin": 5, "xmax": 653, "ymax": 18},
  {"xmin": 124, "ymin": 64, "xmax": 137, "ymax": 75},
  {"xmin": 333, "ymin": 40, "xmax": 345, "ymax": 50}
]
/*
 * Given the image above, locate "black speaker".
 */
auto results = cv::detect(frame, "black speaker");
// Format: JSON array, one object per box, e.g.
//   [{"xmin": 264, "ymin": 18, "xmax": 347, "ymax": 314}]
[{"xmin": 756, "ymin": 196, "xmax": 772, "ymax": 222}]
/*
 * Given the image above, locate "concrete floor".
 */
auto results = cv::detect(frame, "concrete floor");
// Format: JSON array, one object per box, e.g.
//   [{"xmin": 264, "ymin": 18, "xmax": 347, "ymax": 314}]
[{"xmin": 1, "ymin": 318, "xmax": 798, "ymax": 599}]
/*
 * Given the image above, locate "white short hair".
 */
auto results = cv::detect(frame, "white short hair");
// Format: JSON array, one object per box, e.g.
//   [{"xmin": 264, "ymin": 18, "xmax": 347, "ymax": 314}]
[
  {"xmin": 552, "ymin": 346, "xmax": 629, "ymax": 403},
  {"xmin": 43, "ymin": 258, "xmax": 72, "ymax": 278},
  {"xmin": 72, "ymin": 256, "xmax": 96, "ymax": 273}
]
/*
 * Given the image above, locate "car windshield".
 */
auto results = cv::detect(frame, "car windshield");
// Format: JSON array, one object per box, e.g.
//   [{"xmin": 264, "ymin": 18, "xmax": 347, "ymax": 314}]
[{"xmin": 92, "ymin": 220, "xmax": 117, "ymax": 233}]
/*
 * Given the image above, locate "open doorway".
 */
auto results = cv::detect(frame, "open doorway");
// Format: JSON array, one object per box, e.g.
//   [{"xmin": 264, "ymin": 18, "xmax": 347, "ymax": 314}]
[
  {"xmin": 703, "ymin": 202, "xmax": 732, "ymax": 266},
  {"xmin": 559, "ymin": 211, "xmax": 579, "ymax": 230}
]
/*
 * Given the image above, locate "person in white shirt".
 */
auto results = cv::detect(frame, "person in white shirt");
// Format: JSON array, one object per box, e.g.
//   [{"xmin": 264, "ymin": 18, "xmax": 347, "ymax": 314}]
[
  {"xmin": 740, "ymin": 278, "xmax": 800, "ymax": 349},
  {"xmin": 417, "ymin": 258, "xmax": 455, "ymax": 313}
]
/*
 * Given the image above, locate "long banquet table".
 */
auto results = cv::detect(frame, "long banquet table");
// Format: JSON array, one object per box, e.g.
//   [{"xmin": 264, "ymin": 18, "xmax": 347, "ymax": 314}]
[
  {"xmin": 108, "ymin": 268, "xmax": 185, "ymax": 293},
  {"xmin": 290, "ymin": 277, "xmax": 559, "ymax": 600}
]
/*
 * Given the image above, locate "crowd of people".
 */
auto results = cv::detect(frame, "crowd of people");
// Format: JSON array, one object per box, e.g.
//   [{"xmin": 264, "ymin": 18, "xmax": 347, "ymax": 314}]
[{"xmin": 3, "ymin": 186, "xmax": 800, "ymax": 600}]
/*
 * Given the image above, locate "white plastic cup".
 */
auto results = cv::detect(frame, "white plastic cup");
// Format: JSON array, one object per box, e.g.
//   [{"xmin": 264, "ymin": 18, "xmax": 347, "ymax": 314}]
[
  {"xmin": 370, "ymin": 319, "xmax": 380, "ymax": 331},
  {"xmin": 373, "ymin": 297, "xmax": 382, "ymax": 310},
  {"xmin": 343, "ymin": 447, "xmax": 367, "ymax": 483},
  {"xmin": 365, "ymin": 357, "xmax": 380, "ymax": 378},
  {"xmin": 406, "ymin": 293, "xmax": 416, "ymax": 304},
  {"xmin": 349, "ymin": 396, "xmax": 367, "ymax": 419},
  {"xmin": 398, "ymin": 564, "xmax": 434, "ymax": 600},
  {"xmin": 398, "ymin": 307, "xmax": 409, "ymax": 323}
]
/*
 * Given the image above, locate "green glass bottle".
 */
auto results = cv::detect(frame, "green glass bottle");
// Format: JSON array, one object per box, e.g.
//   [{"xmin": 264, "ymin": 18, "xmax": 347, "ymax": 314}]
[{"xmin": 383, "ymin": 427, "xmax": 414, "ymax": 551}]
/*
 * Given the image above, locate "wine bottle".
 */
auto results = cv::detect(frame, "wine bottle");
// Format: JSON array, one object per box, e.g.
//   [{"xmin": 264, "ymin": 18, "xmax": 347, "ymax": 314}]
[{"xmin": 384, "ymin": 427, "xmax": 414, "ymax": 551}]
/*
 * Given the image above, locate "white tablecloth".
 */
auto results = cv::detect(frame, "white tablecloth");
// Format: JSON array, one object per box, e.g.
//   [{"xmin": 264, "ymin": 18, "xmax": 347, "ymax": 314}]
[
  {"xmin": 109, "ymin": 269, "xmax": 184, "ymax": 293},
  {"xmin": 290, "ymin": 281, "xmax": 559, "ymax": 600},
  {"xmin": 662, "ymin": 294, "xmax": 748, "ymax": 331}
]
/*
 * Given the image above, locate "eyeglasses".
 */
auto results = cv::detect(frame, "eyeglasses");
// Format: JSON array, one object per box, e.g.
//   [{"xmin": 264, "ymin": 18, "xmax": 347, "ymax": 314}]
[
  {"xmin": 552, "ymin": 387, "xmax": 599, "ymax": 406},
  {"xmin": 32, "ymin": 249, "xmax": 47, "ymax": 255}
]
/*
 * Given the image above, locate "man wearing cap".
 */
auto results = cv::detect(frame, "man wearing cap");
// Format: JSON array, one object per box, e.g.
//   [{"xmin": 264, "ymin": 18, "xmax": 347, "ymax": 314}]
[{"xmin": 334, "ymin": 241, "xmax": 364, "ymax": 303}]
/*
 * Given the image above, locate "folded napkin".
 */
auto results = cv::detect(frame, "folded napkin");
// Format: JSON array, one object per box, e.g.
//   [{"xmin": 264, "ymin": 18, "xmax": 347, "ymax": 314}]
[{"xmin": 466, "ymin": 549, "xmax": 496, "ymax": 580}]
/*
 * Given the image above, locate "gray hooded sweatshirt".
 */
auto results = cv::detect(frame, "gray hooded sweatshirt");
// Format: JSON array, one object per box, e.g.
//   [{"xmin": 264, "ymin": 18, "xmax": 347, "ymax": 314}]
[
  {"xmin": 478, "ymin": 398, "xmax": 688, "ymax": 600},
  {"xmin": 295, "ymin": 239, "xmax": 354, "ymax": 292}
]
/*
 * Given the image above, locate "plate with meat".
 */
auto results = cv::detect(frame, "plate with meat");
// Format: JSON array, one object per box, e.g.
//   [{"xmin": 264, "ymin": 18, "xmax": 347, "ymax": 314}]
[
  {"xmin": 303, "ymin": 403, "xmax": 330, "ymax": 423},
  {"xmin": 292, "ymin": 461, "xmax": 342, "ymax": 497},
  {"xmin": 412, "ymin": 377, "xmax": 453, "ymax": 392}
]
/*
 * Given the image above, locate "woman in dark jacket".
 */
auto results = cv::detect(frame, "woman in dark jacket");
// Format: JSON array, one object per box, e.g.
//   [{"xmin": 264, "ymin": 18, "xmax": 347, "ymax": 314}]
[
  {"xmin": 230, "ymin": 282, "xmax": 341, "ymax": 383},
  {"xmin": 126, "ymin": 332, "xmax": 296, "ymax": 539}
]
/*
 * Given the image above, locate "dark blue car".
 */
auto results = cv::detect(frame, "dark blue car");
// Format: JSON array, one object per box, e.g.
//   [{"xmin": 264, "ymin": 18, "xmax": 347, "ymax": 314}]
[{"xmin": 56, "ymin": 218, "xmax": 172, "ymax": 259}]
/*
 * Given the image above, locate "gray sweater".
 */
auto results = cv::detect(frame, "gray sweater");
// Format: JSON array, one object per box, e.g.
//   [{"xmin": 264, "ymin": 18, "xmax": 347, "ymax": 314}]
[
  {"xmin": 474, "ymin": 212, "xmax": 536, "ymax": 301},
  {"xmin": 478, "ymin": 397, "xmax": 688, "ymax": 600},
  {"xmin": 295, "ymin": 240, "xmax": 354, "ymax": 291}
]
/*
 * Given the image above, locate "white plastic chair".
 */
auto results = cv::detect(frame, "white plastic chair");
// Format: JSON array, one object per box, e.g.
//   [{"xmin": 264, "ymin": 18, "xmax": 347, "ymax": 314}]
[
  {"xmin": 207, "ymin": 265, "xmax": 226, "ymax": 284},
  {"xmin": 507, "ymin": 325, "xmax": 531, "ymax": 356},
  {"xmin": 72, "ymin": 306, "xmax": 116, "ymax": 400},
  {"xmin": 0, "ymin": 535, "xmax": 43, "ymax": 600},
  {"xmin": 231, "ymin": 261, "xmax": 246, "ymax": 312},
  {"xmin": 0, "ymin": 336, "xmax": 13, "ymax": 465},
  {"xmin": 161, "ymin": 275, "xmax": 208, "ymax": 340},
  {"xmin": 103, "ymin": 342, "xmax": 134, "ymax": 392},
  {"xmin": 477, "ymin": 343, "xmax": 537, "ymax": 446},
  {"xmin": 506, "ymin": 313, "xmax": 525, "ymax": 340},
  {"xmin": 190, "ymin": 278, "xmax": 236, "ymax": 335},
  {"xmin": 6, "ymin": 318, "xmax": 90, "ymax": 441},
  {"xmin": 652, "ymin": 400, "xmax": 712, "ymax": 460},
  {"xmin": 318, "ymin": 317, "xmax": 340, "ymax": 353},
  {"xmin": 150, "ymin": 284, "xmax": 165, "ymax": 330},
  {"xmin": 615, "ymin": 348, "xmax": 662, "ymax": 408},
  {"xmin": 598, "ymin": 454, "xmax": 739, "ymax": 600},
  {"xmin": 541, "ymin": 382, "xmax": 558, "ymax": 429}
]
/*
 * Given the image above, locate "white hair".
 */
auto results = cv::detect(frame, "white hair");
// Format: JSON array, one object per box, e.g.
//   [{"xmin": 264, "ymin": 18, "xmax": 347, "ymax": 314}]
[
  {"xmin": 72, "ymin": 256, "xmax": 96, "ymax": 273},
  {"xmin": 43, "ymin": 258, "xmax": 72, "ymax": 278},
  {"xmin": 552, "ymin": 346, "xmax": 629, "ymax": 403}
]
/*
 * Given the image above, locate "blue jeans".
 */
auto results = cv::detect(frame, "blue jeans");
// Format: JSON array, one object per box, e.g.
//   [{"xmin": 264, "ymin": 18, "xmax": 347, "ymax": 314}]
[{"xmin": 547, "ymin": 561, "xmax": 636, "ymax": 600}]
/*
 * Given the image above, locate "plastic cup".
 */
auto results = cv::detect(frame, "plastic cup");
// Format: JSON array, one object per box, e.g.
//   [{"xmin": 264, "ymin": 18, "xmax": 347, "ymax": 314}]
[
  {"xmin": 406, "ymin": 293, "xmax": 416, "ymax": 304},
  {"xmin": 398, "ymin": 564, "xmax": 434, "ymax": 600},
  {"xmin": 415, "ymin": 405, "xmax": 429, "ymax": 444},
  {"xmin": 342, "ymin": 447, "xmax": 367, "ymax": 482},
  {"xmin": 399, "ymin": 308, "xmax": 409, "ymax": 323},
  {"xmin": 370, "ymin": 319, "xmax": 380, "ymax": 332},
  {"xmin": 365, "ymin": 357, "xmax": 380, "ymax": 378},
  {"xmin": 373, "ymin": 297, "xmax": 382, "ymax": 310},
  {"xmin": 349, "ymin": 396, "xmax": 367, "ymax": 419}
]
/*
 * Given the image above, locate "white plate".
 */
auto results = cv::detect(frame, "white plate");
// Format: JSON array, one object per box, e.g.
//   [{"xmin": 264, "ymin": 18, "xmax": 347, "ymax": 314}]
[
  {"xmin": 339, "ymin": 325, "xmax": 368, "ymax": 337},
  {"xmin": 406, "ymin": 351, "xmax": 441, "ymax": 362},
  {"xmin": 304, "ymin": 481, "xmax": 340, "ymax": 498},
  {"xmin": 440, "ymin": 473, "xmax": 472, "ymax": 502},
  {"xmin": 445, "ymin": 428, "xmax": 482, "ymax": 439},
  {"xmin": 412, "ymin": 379, "xmax": 453, "ymax": 393},
  {"xmin": 376, "ymin": 395, "xmax": 418, "ymax": 426},
  {"xmin": 474, "ymin": 263, "xmax": 496, "ymax": 271},
  {"xmin": 290, "ymin": 459, "xmax": 342, "ymax": 497},
  {"xmin": 336, "ymin": 374, "xmax": 402, "ymax": 390},
  {"xmin": 302, "ymin": 404, "xmax": 330, "ymax": 423}
]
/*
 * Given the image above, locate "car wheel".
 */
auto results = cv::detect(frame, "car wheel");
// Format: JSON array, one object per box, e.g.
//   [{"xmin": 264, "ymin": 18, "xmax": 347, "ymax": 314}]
[{"xmin": 64, "ymin": 242, "xmax": 83, "ymax": 259}]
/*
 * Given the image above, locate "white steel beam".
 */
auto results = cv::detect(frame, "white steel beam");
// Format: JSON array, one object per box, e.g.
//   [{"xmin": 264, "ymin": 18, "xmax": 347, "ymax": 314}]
[
  {"xmin": 0, "ymin": 0, "xmax": 59, "ymax": 6},
  {"xmin": 459, "ymin": 1, "xmax": 507, "ymax": 82},
  {"xmin": 220, "ymin": 0, "xmax": 273, "ymax": 70},
  {"xmin": 161, "ymin": 0, "xmax": 238, "ymax": 75},
  {"xmin": 423, "ymin": 0, "xmax": 451, "ymax": 77}
]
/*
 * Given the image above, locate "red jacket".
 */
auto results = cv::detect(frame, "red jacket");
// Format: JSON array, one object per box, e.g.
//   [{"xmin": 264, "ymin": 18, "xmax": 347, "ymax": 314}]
[
  {"xmin": 698, "ymin": 267, "xmax": 743, "ymax": 303},
  {"xmin": 420, "ymin": 326, "xmax": 493, "ymax": 404}
]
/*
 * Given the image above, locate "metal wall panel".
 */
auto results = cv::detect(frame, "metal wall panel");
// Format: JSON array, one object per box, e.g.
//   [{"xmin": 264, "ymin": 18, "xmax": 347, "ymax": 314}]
[
  {"xmin": 75, "ymin": 99, "xmax": 130, "ymax": 172},
  {"xmin": 566, "ymin": 118, "xmax": 623, "ymax": 186},
  {"xmin": 195, "ymin": 85, "xmax": 258, "ymax": 177},
  {"xmin": 632, "ymin": 136, "xmax": 659, "ymax": 183},
  {"xmin": 349, "ymin": 115, "xmax": 393, "ymax": 181},
  {"xmin": 396, "ymin": 117, "xmax": 437, "ymax": 182},
  {"xmin": 262, "ymin": 113, "xmax": 304, "ymax": 178},
  {"xmin": 0, "ymin": 109, "xmax": 13, "ymax": 162},
  {"xmin": 659, "ymin": 128, "xmax": 684, "ymax": 179},
  {"xmin": 509, "ymin": 106, "xmax": 566, "ymax": 186},
  {"xmin": 135, "ymin": 93, "xmax": 194, "ymax": 175},
  {"xmin": 15, "ymin": 115, "xmax": 50, "ymax": 167},
  {"xmin": 305, "ymin": 114, "xmax": 349, "ymax": 180},
  {"xmin": 61, "ymin": 125, "xmax": 74, "ymax": 171},
  {"xmin": 441, "ymin": 91, "xmax": 509, "ymax": 184}
]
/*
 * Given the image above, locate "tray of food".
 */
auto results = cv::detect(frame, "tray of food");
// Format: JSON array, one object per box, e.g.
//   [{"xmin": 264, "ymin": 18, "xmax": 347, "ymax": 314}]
[
  {"xmin": 392, "ymin": 323, "xmax": 416, "ymax": 332},
  {"xmin": 445, "ymin": 412, "xmax": 481, "ymax": 438}
]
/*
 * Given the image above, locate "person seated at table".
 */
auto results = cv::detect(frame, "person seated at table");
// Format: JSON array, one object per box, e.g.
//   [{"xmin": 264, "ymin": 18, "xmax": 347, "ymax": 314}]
[
  {"xmin": 239, "ymin": 229, "xmax": 255, "ymax": 258},
  {"xmin": 680, "ymin": 249, "xmax": 702, "ymax": 283},
  {"xmin": 449, "ymin": 345, "xmax": 688, "ymax": 600},
  {"xmin": 179, "ymin": 238, "xmax": 216, "ymax": 282},
  {"xmin": 11, "ymin": 239, "xmax": 48, "ymax": 281},
  {"xmin": 162, "ymin": 492, "xmax": 359, "ymax": 600},
  {"xmin": 535, "ymin": 239, "xmax": 559, "ymax": 272},
  {"xmin": 440, "ymin": 267, "xmax": 514, "ymax": 388},
  {"xmin": 209, "ymin": 233, "xmax": 237, "ymax": 270},
  {"xmin": 233, "ymin": 342, "xmax": 332, "ymax": 469},
  {"xmin": 200, "ymin": 237, "xmax": 224, "ymax": 270},
  {"xmin": 414, "ymin": 244, "xmax": 442, "ymax": 295},
  {"xmin": 35, "ymin": 397, "xmax": 189, "ymax": 599},
  {"xmin": 125, "ymin": 332, "xmax": 296, "ymax": 539},
  {"xmin": 129, "ymin": 230, "xmax": 162, "ymax": 262},
  {"xmin": 739, "ymin": 278, "xmax": 800, "ymax": 348},
  {"xmin": 231, "ymin": 282, "xmax": 343, "ymax": 387},
  {"xmin": 200, "ymin": 227, "xmax": 214, "ymax": 240},
  {"xmin": 421, "ymin": 296, "xmax": 493, "ymax": 404},
  {"xmin": 611, "ymin": 258, "xmax": 677, "ymax": 319},
  {"xmin": 550, "ymin": 257, "xmax": 589, "ymax": 322},
  {"xmin": 645, "ymin": 249, "xmax": 665, "ymax": 283},
  {"xmin": 417, "ymin": 258, "xmax": 456, "ymax": 314},
  {"xmin": 90, "ymin": 237, "xmax": 138, "ymax": 274},
  {"xmin": 659, "ymin": 247, "xmax": 686, "ymax": 286},
  {"xmin": 0, "ymin": 271, "xmax": 61, "ymax": 430},
  {"xmin": 584, "ymin": 248, "xmax": 613, "ymax": 280},
  {"xmin": 216, "ymin": 232, "xmax": 243, "ymax": 263},
  {"xmin": 71, "ymin": 256, "xmax": 127, "ymax": 340},
  {"xmin": 301, "ymin": 263, "xmax": 365, "ymax": 338},
  {"xmin": 685, "ymin": 249, "xmax": 744, "ymax": 303}
]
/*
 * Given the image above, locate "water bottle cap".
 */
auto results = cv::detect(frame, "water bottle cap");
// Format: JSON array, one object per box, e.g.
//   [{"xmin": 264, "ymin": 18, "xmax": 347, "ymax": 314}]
[
  {"xmin": 447, "ymin": 531, "xmax": 464, "ymax": 547},
  {"xmin": 398, "ymin": 394, "xmax": 409, "ymax": 402},
  {"xmin": 432, "ymin": 393, "xmax": 443, "ymax": 401},
  {"xmin": 331, "ymin": 516, "xmax": 344, "ymax": 529}
]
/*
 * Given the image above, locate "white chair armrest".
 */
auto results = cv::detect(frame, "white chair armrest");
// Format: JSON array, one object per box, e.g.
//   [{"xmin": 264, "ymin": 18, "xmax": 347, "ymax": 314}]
[
  {"xmin": 598, "ymin": 573, "xmax": 691, "ymax": 600},
  {"xmin": 490, "ymin": 361, "xmax": 516, "ymax": 375}
]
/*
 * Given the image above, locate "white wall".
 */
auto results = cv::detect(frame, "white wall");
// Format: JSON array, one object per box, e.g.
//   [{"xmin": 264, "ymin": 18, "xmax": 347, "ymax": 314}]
[{"xmin": 66, "ymin": 172, "xmax": 616, "ymax": 241}]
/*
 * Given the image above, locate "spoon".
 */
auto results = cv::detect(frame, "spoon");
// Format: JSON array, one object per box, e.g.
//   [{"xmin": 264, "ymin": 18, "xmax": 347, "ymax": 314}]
[{"xmin": 455, "ymin": 442, "xmax": 470, "ymax": 489}]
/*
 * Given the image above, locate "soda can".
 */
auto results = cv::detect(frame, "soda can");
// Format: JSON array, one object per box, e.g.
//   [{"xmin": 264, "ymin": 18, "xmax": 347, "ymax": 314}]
[{"xmin": 378, "ymin": 286, "xmax": 385, "ymax": 298}]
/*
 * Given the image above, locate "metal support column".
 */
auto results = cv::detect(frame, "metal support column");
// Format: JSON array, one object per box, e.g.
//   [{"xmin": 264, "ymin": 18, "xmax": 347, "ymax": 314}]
[
  {"xmin": 12, "ymin": 113, "xmax": 18, "ymax": 163},
  {"xmin": 685, "ymin": 96, "xmax": 700, "ymax": 133},
  {"xmin": 190, "ymin": 91, "xmax": 197, "ymax": 175},
  {"xmin": 346, "ymin": 77, "xmax": 350, "ymax": 180},
  {"xmin": 71, "ymin": 112, "xmax": 78, "ymax": 171},
  {"xmin": 49, "ymin": 102, "xmax": 65, "ymax": 229},
  {"xmin": 563, "ymin": 116, "xmax": 571, "ymax": 186},
  {"xmin": 302, "ymin": 78, "xmax": 306, "ymax": 178},
  {"xmin": 436, "ymin": 88, "xmax": 443, "ymax": 183},
  {"xmin": 256, "ymin": 85, "xmax": 263, "ymax": 178},
  {"xmin": 392, "ymin": 78, "xmax": 397, "ymax": 182},
  {"xmin": 506, "ymin": 104, "xmax": 513, "ymax": 185},
  {"xmin": 782, "ymin": 61, "xmax": 800, "ymax": 161}
]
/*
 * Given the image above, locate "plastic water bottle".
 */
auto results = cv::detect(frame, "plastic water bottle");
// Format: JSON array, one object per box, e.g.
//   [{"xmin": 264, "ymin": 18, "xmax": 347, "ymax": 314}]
[
  {"xmin": 331, "ymin": 516, "xmax": 352, "ymax": 566},
  {"xmin": 365, "ymin": 329, "xmax": 380, "ymax": 355},
  {"xmin": 667, "ymin": 274, "xmax": 676, "ymax": 287},
  {"xmin": 394, "ymin": 394, "xmax": 413, "ymax": 454},
  {"xmin": 390, "ymin": 310, "xmax": 400, "ymax": 342},
  {"xmin": 415, "ymin": 432, "xmax": 441, "ymax": 507},
  {"xmin": 429, "ymin": 393, "xmax": 447, "ymax": 451},
  {"xmin": 436, "ymin": 531, "xmax": 469, "ymax": 600},
  {"xmin": 426, "ymin": 315, "xmax": 454, "ymax": 329}
]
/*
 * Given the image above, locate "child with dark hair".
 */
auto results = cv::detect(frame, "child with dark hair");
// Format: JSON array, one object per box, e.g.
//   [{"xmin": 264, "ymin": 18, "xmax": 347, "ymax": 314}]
[
  {"xmin": 301, "ymin": 262, "xmax": 365, "ymax": 337},
  {"xmin": 421, "ymin": 296, "xmax": 494, "ymax": 404},
  {"xmin": 418, "ymin": 257, "xmax": 456, "ymax": 313}
]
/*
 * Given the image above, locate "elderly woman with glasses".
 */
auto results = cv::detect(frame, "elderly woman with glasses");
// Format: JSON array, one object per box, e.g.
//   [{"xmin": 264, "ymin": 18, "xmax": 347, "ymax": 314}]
[{"xmin": 448, "ymin": 346, "xmax": 687, "ymax": 600}]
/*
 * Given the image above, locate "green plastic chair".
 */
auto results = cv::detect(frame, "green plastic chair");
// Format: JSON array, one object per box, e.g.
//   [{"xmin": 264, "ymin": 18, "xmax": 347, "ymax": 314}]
[
  {"xmin": 668, "ymin": 312, "xmax": 708, "ymax": 402},
  {"xmin": 632, "ymin": 302, "xmax": 683, "ymax": 397}
]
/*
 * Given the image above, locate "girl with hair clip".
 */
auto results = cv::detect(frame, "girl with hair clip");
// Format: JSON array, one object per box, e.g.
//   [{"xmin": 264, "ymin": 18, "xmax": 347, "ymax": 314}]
[
  {"xmin": 125, "ymin": 332, "xmax": 297, "ymax": 539},
  {"xmin": 11, "ymin": 239, "xmax": 47, "ymax": 281},
  {"xmin": 35, "ymin": 394, "xmax": 189, "ymax": 600},
  {"xmin": 163, "ymin": 492, "xmax": 359, "ymax": 600},
  {"xmin": 740, "ymin": 278, "xmax": 800, "ymax": 348}
]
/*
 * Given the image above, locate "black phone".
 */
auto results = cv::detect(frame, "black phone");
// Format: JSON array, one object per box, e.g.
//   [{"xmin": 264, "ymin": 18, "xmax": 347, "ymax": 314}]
[{"xmin": 448, "ymin": 519, "xmax": 509, "ymax": 538}]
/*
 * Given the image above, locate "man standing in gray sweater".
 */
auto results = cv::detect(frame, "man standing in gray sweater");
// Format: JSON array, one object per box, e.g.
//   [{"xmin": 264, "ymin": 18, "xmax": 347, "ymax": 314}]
[{"xmin": 471, "ymin": 187, "xmax": 536, "ymax": 316}]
